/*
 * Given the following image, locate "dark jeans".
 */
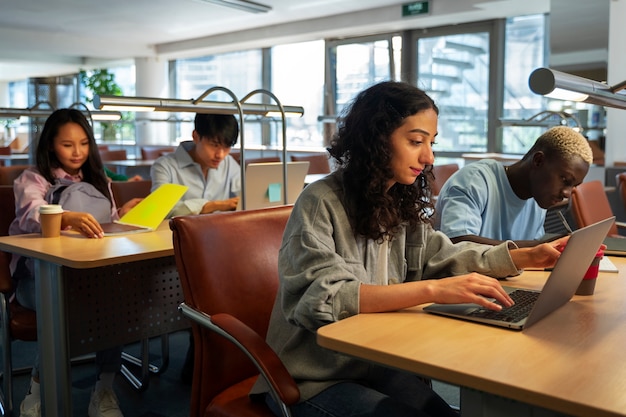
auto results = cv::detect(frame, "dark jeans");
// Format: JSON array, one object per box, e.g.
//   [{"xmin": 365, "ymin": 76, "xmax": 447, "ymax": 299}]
[{"xmin": 265, "ymin": 367, "xmax": 458, "ymax": 417}]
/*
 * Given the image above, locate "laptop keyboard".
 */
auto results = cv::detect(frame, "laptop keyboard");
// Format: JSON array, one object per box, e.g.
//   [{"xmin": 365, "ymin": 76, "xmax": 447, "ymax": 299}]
[{"xmin": 467, "ymin": 289, "xmax": 540, "ymax": 322}]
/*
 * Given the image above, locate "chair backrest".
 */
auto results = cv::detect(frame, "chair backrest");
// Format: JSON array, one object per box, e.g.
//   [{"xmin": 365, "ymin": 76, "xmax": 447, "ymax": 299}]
[
  {"xmin": 229, "ymin": 152, "xmax": 281, "ymax": 167},
  {"xmin": 616, "ymin": 172, "xmax": 626, "ymax": 213},
  {"xmin": 140, "ymin": 146, "xmax": 176, "ymax": 160},
  {"xmin": 0, "ymin": 165, "xmax": 31, "ymax": 185},
  {"xmin": 570, "ymin": 180, "xmax": 618, "ymax": 236},
  {"xmin": 244, "ymin": 156, "xmax": 281, "ymax": 166},
  {"xmin": 170, "ymin": 205, "xmax": 292, "ymax": 416},
  {"xmin": 290, "ymin": 153, "xmax": 331, "ymax": 175},
  {"xmin": 431, "ymin": 163, "xmax": 459, "ymax": 196},
  {"xmin": 110, "ymin": 179, "xmax": 152, "ymax": 207},
  {"xmin": 99, "ymin": 149, "xmax": 127, "ymax": 161}
]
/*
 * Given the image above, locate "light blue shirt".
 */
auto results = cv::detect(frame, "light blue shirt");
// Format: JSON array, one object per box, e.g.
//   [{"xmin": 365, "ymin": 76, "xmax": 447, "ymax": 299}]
[
  {"xmin": 150, "ymin": 141, "xmax": 241, "ymax": 216},
  {"xmin": 434, "ymin": 159, "xmax": 545, "ymax": 241}
]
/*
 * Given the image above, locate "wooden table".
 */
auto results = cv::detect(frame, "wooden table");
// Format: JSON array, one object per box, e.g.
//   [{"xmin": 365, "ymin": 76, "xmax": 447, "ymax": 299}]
[
  {"xmin": 0, "ymin": 222, "xmax": 186, "ymax": 417},
  {"xmin": 304, "ymin": 173, "xmax": 328, "ymax": 186},
  {"xmin": 317, "ymin": 257, "xmax": 626, "ymax": 417},
  {"xmin": 104, "ymin": 159, "xmax": 157, "ymax": 178},
  {"xmin": 0, "ymin": 153, "xmax": 30, "ymax": 166},
  {"xmin": 461, "ymin": 152, "xmax": 521, "ymax": 165}
]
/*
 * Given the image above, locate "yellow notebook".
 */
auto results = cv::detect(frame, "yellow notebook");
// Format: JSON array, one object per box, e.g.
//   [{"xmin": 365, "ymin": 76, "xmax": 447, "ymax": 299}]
[{"xmin": 101, "ymin": 183, "xmax": 188, "ymax": 235}]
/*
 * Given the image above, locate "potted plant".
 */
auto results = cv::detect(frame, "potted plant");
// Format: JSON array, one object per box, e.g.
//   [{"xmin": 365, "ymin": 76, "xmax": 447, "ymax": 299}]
[{"xmin": 80, "ymin": 69, "xmax": 123, "ymax": 141}]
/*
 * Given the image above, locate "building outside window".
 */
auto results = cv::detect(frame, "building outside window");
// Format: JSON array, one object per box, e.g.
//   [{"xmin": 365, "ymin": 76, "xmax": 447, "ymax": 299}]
[
  {"xmin": 271, "ymin": 40, "xmax": 325, "ymax": 149},
  {"xmin": 174, "ymin": 51, "xmax": 263, "ymax": 146},
  {"xmin": 501, "ymin": 14, "xmax": 548, "ymax": 153},
  {"xmin": 5, "ymin": 15, "xmax": 548, "ymax": 157}
]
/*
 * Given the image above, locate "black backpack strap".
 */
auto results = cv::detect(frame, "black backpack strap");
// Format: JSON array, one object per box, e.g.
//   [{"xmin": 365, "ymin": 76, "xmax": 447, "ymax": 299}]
[{"xmin": 50, "ymin": 185, "xmax": 68, "ymax": 205}]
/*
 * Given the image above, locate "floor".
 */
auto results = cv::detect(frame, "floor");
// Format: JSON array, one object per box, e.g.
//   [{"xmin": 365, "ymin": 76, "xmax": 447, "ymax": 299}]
[
  {"xmin": 6, "ymin": 330, "xmax": 192, "ymax": 417},
  {"xmin": 4, "ymin": 330, "xmax": 460, "ymax": 417}
]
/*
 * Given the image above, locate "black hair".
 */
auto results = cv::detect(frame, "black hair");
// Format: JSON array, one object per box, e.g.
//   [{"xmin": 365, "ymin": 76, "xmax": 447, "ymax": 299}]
[
  {"xmin": 35, "ymin": 108, "xmax": 111, "ymax": 204},
  {"xmin": 328, "ymin": 81, "xmax": 438, "ymax": 241},
  {"xmin": 194, "ymin": 113, "xmax": 239, "ymax": 147}
]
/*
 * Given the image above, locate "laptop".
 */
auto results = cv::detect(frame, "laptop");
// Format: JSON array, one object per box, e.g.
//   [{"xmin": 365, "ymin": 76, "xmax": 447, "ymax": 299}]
[
  {"xmin": 603, "ymin": 236, "xmax": 626, "ymax": 256},
  {"xmin": 424, "ymin": 216, "xmax": 614, "ymax": 330},
  {"xmin": 101, "ymin": 183, "xmax": 188, "ymax": 235},
  {"xmin": 237, "ymin": 161, "xmax": 309, "ymax": 210}
]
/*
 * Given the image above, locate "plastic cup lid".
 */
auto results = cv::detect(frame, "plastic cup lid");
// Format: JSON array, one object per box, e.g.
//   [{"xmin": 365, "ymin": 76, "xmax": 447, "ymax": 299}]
[{"xmin": 39, "ymin": 204, "xmax": 63, "ymax": 214}]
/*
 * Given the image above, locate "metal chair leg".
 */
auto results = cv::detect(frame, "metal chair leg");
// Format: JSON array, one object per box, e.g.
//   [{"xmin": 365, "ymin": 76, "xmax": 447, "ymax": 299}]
[{"xmin": 120, "ymin": 334, "xmax": 170, "ymax": 392}]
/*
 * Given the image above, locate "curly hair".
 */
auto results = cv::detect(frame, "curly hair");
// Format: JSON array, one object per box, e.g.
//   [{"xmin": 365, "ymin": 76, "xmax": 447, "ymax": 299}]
[
  {"xmin": 35, "ymin": 108, "xmax": 112, "ymax": 204},
  {"xmin": 523, "ymin": 126, "xmax": 593, "ymax": 165},
  {"xmin": 328, "ymin": 81, "xmax": 438, "ymax": 241}
]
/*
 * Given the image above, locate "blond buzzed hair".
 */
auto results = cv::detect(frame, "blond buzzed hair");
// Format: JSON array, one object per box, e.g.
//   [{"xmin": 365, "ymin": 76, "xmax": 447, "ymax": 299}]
[{"xmin": 524, "ymin": 126, "xmax": 593, "ymax": 165}]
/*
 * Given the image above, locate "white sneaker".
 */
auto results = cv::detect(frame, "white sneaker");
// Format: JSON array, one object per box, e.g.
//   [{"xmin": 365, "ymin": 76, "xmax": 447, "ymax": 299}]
[
  {"xmin": 19, "ymin": 397, "xmax": 41, "ymax": 417},
  {"xmin": 88, "ymin": 388, "xmax": 124, "ymax": 417}
]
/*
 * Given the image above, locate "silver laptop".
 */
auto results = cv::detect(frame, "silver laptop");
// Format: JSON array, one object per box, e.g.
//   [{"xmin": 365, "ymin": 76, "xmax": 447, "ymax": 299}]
[
  {"xmin": 424, "ymin": 216, "xmax": 614, "ymax": 330},
  {"xmin": 237, "ymin": 161, "xmax": 309, "ymax": 210},
  {"xmin": 603, "ymin": 236, "xmax": 626, "ymax": 256}
]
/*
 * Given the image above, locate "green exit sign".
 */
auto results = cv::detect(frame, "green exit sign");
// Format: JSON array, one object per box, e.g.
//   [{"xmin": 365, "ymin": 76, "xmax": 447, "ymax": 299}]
[{"xmin": 402, "ymin": 1, "xmax": 430, "ymax": 17}]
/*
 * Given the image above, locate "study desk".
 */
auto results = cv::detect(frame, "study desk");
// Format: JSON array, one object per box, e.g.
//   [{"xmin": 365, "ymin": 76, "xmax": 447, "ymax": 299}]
[
  {"xmin": 0, "ymin": 153, "xmax": 30, "ymax": 166},
  {"xmin": 104, "ymin": 159, "xmax": 157, "ymax": 178},
  {"xmin": 317, "ymin": 257, "xmax": 626, "ymax": 417},
  {"xmin": 461, "ymin": 152, "xmax": 521, "ymax": 165},
  {"xmin": 304, "ymin": 173, "xmax": 328, "ymax": 186},
  {"xmin": 0, "ymin": 222, "xmax": 186, "ymax": 417}
]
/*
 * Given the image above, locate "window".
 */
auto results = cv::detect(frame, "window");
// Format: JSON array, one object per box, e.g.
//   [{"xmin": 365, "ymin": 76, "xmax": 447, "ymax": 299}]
[
  {"xmin": 416, "ymin": 29, "xmax": 491, "ymax": 153},
  {"xmin": 271, "ymin": 40, "xmax": 325, "ymax": 148},
  {"xmin": 407, "ymin": 17, "xmax": 546, "ymax": 158},
  {"xmin": 501, "ymin": 14, "xmax": 548, "ymax": 153},
  {"xmin": 322, "ymin": 35, "xmax": 401, "ymax": 146},
  {"xmin": 331, "ymin": 36, "xmax": 401, "ymax": 117},
  {"xmin": 174, "ymin": 51, "xmax": 263, "ymax": 146}
]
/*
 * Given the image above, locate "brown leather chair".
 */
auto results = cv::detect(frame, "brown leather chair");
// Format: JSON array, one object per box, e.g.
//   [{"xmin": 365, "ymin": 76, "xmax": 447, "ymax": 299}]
[
  {"xmin": 616, "ymin": 173, "xmax": 626, "ymax": 215},
  {"xmin": 244, "ymin": 156, "xmax": 281, "ymax": 166},
  {"xmin": 290, "ymin": 153, "xmax": 331, "ymax": 175},
  {"xmin": 0, "ymin": 164, "xmax": 31, "ymax": 185},
  {"xmin": 0, "ymin": 185, "xmax": 38, "ymax": 415},
  {"xmin": 140, "ymin": 146, "xmax": 176, "ymax": 160},
  {"xmin": 170, "ymin": 206, "xmax": 299, "ymax": 417},
  {"xmin": 431, "ymin": 163, "xmax": 459, "ymax": 196},
  {"xmin": 229, "ymin": 152, "xmax": 281, "ymax": 167},
  {"xmin": 570, "ymin": 180, "xmax": 625, "ymax": 237},
  {"xmin": 99, "ymin": 149, "xmax": 128, "ymax": 161},
  {"xmin": 110, "ymin": 179, "xmax": 152, "ymax": 207}
]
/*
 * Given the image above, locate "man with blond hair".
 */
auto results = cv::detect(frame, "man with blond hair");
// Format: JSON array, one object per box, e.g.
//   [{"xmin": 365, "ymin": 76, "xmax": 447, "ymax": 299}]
[{"xmin": 434, "ymin": 126, "xmax": 593, "ymax": 247}]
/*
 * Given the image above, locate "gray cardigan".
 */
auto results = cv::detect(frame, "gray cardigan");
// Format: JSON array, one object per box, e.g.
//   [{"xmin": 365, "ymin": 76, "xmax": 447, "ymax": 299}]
[{"xmin": 251, "ymin": 172, "xmax": 520, "ymax": 401}]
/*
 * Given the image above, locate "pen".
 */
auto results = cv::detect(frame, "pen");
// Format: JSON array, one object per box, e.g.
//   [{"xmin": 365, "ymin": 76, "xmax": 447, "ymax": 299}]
[{"xmin": 557, "ymin": 211, "xmax": 573, "ymax": 234}]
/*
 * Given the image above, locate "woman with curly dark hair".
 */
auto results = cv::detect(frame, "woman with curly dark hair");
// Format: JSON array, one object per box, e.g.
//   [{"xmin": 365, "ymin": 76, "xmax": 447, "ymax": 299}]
[{"xmin": 251, "ymin": 81, "xmax": 566, "ymax": 417}]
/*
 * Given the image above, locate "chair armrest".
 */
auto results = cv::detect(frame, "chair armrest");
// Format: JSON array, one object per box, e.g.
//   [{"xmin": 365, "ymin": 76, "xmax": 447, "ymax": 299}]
[{"xmin": 179, "ymin": 303, "xmax": 300, "ymax": 409}]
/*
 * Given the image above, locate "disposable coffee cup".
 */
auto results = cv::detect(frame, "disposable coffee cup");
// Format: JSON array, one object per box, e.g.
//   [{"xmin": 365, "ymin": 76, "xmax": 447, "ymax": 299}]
[
  {"xmin": 575, "ymin": 248, "xmax": 604, "ymax": 296},
  {"xmin": 39, "ymin": 204, "xmax": 63, "ymax": 238}
]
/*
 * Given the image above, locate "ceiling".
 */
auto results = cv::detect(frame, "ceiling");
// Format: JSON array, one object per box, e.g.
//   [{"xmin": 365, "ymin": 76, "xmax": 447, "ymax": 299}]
[{"xmin": 0, "ymin": 0, "xmax": 610, "ymax": 82}]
